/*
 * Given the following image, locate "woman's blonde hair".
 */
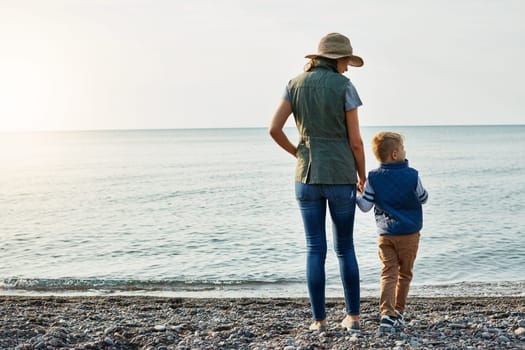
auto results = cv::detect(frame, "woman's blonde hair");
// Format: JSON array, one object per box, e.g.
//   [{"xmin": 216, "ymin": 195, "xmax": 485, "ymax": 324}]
[
  {"xmin": 304, "ymin": 57, "xmax": 338, "ymax": 72},
  {"xmin": 372, "ymin": 132, "xmax": 404, "ymax": 162}
]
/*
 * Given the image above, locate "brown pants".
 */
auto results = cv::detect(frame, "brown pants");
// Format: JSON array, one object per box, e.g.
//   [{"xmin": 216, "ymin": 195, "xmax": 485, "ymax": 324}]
[{"xmin": 378, "ymin": 233, "xmax": 420, "ymax": 317}]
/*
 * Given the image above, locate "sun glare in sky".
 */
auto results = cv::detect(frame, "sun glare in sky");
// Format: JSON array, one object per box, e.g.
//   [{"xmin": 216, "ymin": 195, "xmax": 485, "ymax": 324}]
[
  {"xmin": 0, "ymin": 8, "xmax": 72, "ymax": 133},
  {"xmin": 1, "ymin": 60, "xmax": 53, "ymax": 132}
]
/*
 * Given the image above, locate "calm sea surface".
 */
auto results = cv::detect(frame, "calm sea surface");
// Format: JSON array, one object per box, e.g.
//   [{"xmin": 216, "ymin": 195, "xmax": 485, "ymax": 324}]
[{"xmin": 1, "ymin": 126, "xmax": 524, "ymax": 297}]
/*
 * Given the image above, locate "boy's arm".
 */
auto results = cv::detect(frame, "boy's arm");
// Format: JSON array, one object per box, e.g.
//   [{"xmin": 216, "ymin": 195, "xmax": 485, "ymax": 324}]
[
  {"xmin": 416, "ymin": 177, "xmax": 429, "ymax": 204},
  {"xmin": 356, "ymin": 181, "xmax": 374, "ymax": 212}
]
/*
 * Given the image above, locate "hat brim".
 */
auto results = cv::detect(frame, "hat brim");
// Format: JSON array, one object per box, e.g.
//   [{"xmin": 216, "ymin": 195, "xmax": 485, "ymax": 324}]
[{"xmin": 305, "ymin": 54, "xmax": 364, "ymax": 67}]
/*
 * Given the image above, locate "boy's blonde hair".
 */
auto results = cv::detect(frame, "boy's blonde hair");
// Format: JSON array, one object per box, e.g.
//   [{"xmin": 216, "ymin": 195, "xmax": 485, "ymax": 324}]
[{"xmin": 371, "ymin": 131, "xmax": 404, "ymax": 162}]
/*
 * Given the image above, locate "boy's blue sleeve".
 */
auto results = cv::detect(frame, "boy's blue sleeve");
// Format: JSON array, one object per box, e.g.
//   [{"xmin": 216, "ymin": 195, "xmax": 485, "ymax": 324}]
[
  {"xmin": 416, "ymin": 177, "xmax": 428, "ymax": 204},
  {"xmin": 356, "ymin": 180, "xmax": 374, "ymax": 212}
]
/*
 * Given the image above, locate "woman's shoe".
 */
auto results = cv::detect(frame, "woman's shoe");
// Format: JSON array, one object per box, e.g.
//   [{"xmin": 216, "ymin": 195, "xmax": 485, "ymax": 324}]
[
  {"xmin": 309, "ymin": 321, "xmax": 328, "ymax": 332},
  {"xmin": 341, "ymin": 317, "xmax": 360, "ymax": 334}
]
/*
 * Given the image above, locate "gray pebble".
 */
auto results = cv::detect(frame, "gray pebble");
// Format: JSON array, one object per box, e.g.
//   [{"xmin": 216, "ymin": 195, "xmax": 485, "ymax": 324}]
[
  {"xmin": 482, "ymin": 331, "xmax": 492, "ymax": 339},
  {"xmin": 171, "ymin": 325, "xmax": 184, "ymax": 332},
  {"xmin": 497, "ymin": 335, "xmax": 510, "ymax": 343},
  {"xmin": 285, "ymin": 338, "xmax": 297, "ymax": 346},
  {"xmin": 409, "ymin": 338, "xmax": 421, "ymax": 347},
  {"xmin": 450, "ymin": 323, "xmax": 467, "ymax": 329}
]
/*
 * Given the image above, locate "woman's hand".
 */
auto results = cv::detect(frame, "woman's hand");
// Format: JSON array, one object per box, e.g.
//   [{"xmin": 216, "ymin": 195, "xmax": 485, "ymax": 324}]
[{"xmin": 357, "ymin": 177, "xmax": 366, "ymax": 194}]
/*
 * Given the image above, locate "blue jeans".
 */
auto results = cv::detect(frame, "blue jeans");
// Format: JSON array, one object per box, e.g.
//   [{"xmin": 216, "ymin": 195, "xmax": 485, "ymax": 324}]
[{"xmin": 295, "ymin": 181, "xmax": 360, "ymax": 320}]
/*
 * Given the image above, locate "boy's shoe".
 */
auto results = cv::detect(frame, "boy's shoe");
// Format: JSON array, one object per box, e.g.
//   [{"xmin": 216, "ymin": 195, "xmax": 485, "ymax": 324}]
[
  {"xmin": 308, "ymin": 321, "xmax": 327, "ymax": 332},
  {"xmin": 379, "ymin": 314, "xmax": 402, "ymax": 332},
  {"xmin": 395, "ymin": 310, "xmax": 407, "ymax": 327},
  {"xmin": 340, "ymin": 318, "xmax": 361, "ymax": 334}
]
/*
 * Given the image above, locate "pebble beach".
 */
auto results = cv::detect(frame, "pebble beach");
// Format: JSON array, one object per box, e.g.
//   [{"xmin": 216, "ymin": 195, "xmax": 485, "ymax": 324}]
[{"xmin": 1, "ymin": 296, "xmax": 524, "ymax": 349}]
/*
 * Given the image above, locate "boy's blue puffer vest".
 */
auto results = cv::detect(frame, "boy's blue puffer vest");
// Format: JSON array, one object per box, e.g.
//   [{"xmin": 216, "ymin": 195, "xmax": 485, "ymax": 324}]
[{"xmin": 368, "ymin": 160, "xmax": 423, "ymax": 235}]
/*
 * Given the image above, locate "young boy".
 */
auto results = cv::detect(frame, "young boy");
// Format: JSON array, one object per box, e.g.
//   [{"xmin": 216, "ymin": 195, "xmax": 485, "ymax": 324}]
[{"xmin": 357, "ymin": 131, "xmax": 428, "ymax": 331}]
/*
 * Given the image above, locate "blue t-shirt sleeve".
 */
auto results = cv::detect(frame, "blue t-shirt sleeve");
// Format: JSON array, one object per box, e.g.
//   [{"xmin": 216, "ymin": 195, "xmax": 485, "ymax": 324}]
[
  {"xmin": 345, "ymin": 80, "xmax": 362, "ymax": 111},
  {"xmin": 283, "ymin": 85, "xmax": 291, "ymax": 101}
]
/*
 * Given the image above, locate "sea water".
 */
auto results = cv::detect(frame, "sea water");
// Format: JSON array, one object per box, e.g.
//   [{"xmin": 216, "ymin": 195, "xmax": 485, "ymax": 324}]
[{"xmin": 0, "ymin": 126, "xmax": 524, "ymax": 297}]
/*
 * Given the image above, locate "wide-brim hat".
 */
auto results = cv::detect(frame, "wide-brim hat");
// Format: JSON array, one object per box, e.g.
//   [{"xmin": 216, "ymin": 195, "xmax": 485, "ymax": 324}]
[{"xmin": 305, "ymin": 32, "xmax": 364, "ymax": 67}]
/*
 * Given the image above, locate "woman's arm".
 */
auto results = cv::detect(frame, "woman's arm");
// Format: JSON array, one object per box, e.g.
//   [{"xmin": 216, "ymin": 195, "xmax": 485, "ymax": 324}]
[
  {"xmin": 346, "ymin": 108, "xmax": 366, "ymax": 192},
  {"xmin": 269, "ymin": 99, "xmax": 296, "ymax": 158}
]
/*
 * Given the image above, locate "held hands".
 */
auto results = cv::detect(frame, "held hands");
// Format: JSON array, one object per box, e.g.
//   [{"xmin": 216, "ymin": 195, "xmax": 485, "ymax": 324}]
[{"xmin": 357, "ymin": 178, "xmax": 366, "ymax": 194}]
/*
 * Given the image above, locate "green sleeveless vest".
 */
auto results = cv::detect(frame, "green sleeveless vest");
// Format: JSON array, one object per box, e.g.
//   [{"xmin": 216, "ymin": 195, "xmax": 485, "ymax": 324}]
[{"xmin": 287, "ymin": 59, "xmax": 358, "ymax": 184}]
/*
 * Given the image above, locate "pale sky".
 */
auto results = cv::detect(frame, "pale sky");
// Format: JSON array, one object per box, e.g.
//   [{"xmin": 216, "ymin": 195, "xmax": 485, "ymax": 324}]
[{"xmin": 0, "ymin": 0, "xmax": 524, "ymax": 132}]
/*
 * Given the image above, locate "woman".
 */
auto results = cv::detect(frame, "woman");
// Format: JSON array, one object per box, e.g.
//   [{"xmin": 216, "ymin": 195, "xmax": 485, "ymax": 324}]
[{"xmin": 269, "ymin": 32, "xmax": 366, "ymax": 332}]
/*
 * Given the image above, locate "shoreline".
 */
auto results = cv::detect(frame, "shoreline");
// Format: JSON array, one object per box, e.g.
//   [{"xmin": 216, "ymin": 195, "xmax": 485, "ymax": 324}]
[
  {"xmin": 1, "ymin": 296, "xmax": 523, "ymax": 349},
  {"xmin": 1, "ymin": 279, "xmax": 524, "ymax": 299}
]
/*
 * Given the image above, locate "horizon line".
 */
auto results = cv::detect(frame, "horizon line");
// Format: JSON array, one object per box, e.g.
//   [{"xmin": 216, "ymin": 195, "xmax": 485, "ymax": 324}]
[{"xmin": 1, "ymin": 123, "xmax": 524, "ymax": 134}]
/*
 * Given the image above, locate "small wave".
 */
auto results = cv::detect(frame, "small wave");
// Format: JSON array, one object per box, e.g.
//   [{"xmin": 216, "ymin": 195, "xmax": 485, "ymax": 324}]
[
  {"xmin": 0, "ymin": 278, "xmax": 301, "ymax": 294},
  {"xmin": 2, "ymin": 278, "xmax": 524, "ymax": 299},
  {"xmin": 409, "ymin": 280, "xmax": 525, "ymax": 297}
]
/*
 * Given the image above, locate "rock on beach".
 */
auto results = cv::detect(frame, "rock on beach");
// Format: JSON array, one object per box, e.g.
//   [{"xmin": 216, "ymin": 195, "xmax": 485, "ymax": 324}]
[{"xmin": 0, "ymin": 296, "xmax": 523, "ymax": 349}]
